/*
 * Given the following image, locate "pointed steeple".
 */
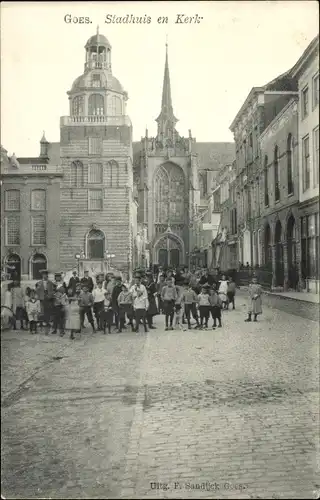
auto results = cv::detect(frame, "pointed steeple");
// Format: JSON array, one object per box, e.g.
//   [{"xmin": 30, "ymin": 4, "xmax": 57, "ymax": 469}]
[{"xmin": 156, "ymin": 41, "xmax": 178, "ymax": 140}]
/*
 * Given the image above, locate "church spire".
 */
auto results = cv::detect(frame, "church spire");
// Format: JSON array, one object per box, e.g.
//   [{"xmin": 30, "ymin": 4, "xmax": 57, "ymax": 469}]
[{"xmin": 156, "ymin": 40, "xmax": 178, "ymax": 140}]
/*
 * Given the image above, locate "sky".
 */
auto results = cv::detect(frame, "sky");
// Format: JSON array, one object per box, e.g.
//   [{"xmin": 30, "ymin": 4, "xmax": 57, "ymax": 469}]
[{"xmin": 1, "ymin": 1, "xmax": 319, "ymax": 158}]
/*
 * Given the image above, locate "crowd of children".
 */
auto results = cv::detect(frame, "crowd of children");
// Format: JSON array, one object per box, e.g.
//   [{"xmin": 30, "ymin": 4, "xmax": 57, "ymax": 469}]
[
  {"xmin": 159, "ymin": 273, "xmax": 237, "ymax": 331},
  {"xmin": 2, "ymin": 266, "xmax": 263, "ymax": 337}
]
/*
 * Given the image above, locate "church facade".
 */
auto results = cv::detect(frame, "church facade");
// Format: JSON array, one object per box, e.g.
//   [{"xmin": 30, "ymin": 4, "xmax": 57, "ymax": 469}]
[{"xmin": 133, "ymin": 44, "xmax": 235, "ymax": 269}]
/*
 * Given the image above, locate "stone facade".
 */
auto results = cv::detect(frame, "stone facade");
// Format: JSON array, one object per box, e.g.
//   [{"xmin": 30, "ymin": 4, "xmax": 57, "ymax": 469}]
[
  {"xmin": 292, "ymin": 35, "xmax": 319, "ymax": 292},
  {"xmin": 133, "ymin": 45, "xmax": 235, "ymax": 269},
  {"xmin": 0, "ymin": 147, "xmax": 62, "ymax": 280},
  {"xmin": 258, "ymin": 97, "xmax": 300, "ymax": 289},
  {"xmin": 58, "ymin": 30, "xmax": 135, "ymax": 277}
]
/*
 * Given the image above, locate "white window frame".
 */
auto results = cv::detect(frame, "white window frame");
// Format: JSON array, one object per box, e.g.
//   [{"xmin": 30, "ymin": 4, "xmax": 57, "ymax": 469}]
[
  {"xmin": 88, "ymin": 163, "xmax": 103, "ymax": 184},
  {"xmin": 88, "ymin": 189, "xmax": 103, "ymax": 211},
  {"xmin": 302, "ymin": 134, "xmax": 310, "ymax": 192},
  {"xmin": 313, "ymin": 126, "xmax": 319, "ymax": 187},
  {"xmin": 5, "ymin": 190, "xmax": 20, "ymax": 211},
  {"xmin": 312, "ymin": 72, "xmax": 319, "ymax": 109},
  {"xmin": 5, "ymin": 216, "xmax": 20, "ymax": 245},
  {"xmin": 301, "ymin": 85, "xmax": 309, "ymax": 119},
  {"xmin": 31, "ymin": 189, "xmax": 46, "ymax": 211},
  {"xmin": 31, "ymin": 215, "xmax": 46, "ymax": 246},
  {"xmin": 88, "ymin": 137, "xmax": 102, "ymax": 156}
]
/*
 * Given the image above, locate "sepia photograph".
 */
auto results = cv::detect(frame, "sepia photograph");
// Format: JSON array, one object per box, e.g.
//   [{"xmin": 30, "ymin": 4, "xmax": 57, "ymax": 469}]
[{"xmin": 1, "ymin": 1, "xmax": 319, "ymax": 499}]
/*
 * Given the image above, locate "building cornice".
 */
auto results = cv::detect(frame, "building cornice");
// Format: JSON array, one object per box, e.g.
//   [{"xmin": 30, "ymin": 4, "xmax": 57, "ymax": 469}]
[
  {"xmin": 291, "ymin": 35, "xmax": 319, "ymax": 79},
  {"xmin": 230, "ymin": 87, "xmax": 265, "ymax": 132},
  {"xmin": 259, "ymin": 97, "xmax": 299, "ymax": 146}
]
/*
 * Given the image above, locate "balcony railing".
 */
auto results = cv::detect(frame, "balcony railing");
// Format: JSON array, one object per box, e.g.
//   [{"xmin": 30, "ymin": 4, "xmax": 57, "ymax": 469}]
[{"xmin": 60, "ymin": 115, "xmax": 132, "ymax": 127}]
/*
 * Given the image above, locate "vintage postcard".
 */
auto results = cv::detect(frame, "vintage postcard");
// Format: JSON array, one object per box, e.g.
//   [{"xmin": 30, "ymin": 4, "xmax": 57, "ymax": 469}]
[{"xmin": 1, "ymin": 1, "xmax": 319, "ymax": 499}]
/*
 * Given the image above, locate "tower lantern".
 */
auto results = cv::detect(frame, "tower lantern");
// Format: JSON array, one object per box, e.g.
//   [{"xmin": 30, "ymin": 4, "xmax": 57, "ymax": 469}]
[{"xmin": 84, "ymin": 26, "xmax": 112, "ymax": 73}]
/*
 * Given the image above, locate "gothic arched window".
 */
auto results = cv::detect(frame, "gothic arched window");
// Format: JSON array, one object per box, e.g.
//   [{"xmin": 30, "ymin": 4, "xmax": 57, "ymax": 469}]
[
  {"xmin": 264, "ymin": 155, "xmax": 269, "ymax": 206},
  {"xmin": 88, "ymin": 94, "xmax": 104, "ymax": 115},
  {"xmin": 287, "ymin": 133, "xmax": 294, "ymax": 195},
  {"xmin": 199, "ymin": 173, "xmax": 207, "ymax": 198},
  {"xmin": 274, "ymin": 145, "xmax": 280, "ymax": 201},
  {"xmin": 72, "ymin": 95, "xmax": 84, "ymax": 115},
  {"xmin": 87, "ymin": 229, "xmax": 105, "ymax": 259},
  {"xmin": 154, "ymin": 163, "xmax": 185, "ymax": 224},
  {"xmin": 70, "ymin": 161, "xmax": 84, "ymax": 187},
  {"xmin": 106, "ymin": 160, "xmax": 120, "ymax": 187}
]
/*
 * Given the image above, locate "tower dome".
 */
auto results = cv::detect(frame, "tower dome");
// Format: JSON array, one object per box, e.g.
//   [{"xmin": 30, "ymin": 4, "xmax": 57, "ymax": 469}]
[
  {"xmin": 84, "ymin": 26, "xmax": 112, "ymax": 72},
  {"xmin": 66, "ymin": 29, "xmax": 128, "ymax": 119},
  {"xmin": 85, "ymin": 33, "xmax": 111, "ymax": 49}
]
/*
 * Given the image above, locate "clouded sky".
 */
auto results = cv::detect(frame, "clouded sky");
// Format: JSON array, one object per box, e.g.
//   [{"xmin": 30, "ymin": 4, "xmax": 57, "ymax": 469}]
[{"xmin": 1, "ymin": 1, "xmax": 319, "ymax": 157}]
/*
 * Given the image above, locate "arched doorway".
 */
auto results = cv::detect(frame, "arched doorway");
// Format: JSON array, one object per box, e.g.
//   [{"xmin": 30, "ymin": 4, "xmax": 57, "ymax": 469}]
[
  {"xmin": 274, "ymin": 220, "xmax": 284, "ymax": 286},
  {"xmin": 87, "ymin": 229, "xmax": 105, "ymax": 259},
  {"xmin": 264, "ymin": 224, "xmax": 272, "ymax": 267},
  {"xmin": 6, "ymin": 253, "xmax": 21, "ymax": 281},
  {"xmin": 31, "ymin": 253, "xmax": 47, "ymax": 280},
  {"xmin": 287, "ymin": 215, "xmax": 298, "ymax": 289},
  {"xmin": 154, "ymin": 234, "xmax": 184, "ymax": 268}
]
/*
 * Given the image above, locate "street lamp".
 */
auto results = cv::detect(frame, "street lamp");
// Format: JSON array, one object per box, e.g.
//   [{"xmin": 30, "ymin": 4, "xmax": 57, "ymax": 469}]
[
  {"xmin": 75, "ymin": 253, "xmax": 81, "ymax": 275},
  {"xmin": 104, "ymin": 251, "xmax": 115, "ymax": 271}
]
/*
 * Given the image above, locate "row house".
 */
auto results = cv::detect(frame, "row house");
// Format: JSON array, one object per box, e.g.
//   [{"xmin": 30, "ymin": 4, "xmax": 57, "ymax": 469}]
[
  {"xmin": 292, "ymin": 35, "xmax": 319, "ymax": 293},
  {"xmin": 227, "ymin": 34, "xmax": 319, "ymax": 291},
  {"xmin": 259, "ymin": 97, "xmax": 300, "ymax": 289},
  {"xmin": 230, "ymin": 72, "xmax": 299, "ymax": 273},
  {"xmin": 191, "ymin": 185, "xmax": 221, "ymax": 269}
]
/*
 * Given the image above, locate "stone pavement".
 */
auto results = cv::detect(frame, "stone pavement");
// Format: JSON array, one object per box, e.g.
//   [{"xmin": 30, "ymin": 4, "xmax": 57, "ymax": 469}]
[{"xmin": 1, "ymin": 299, "xmax": 319, "ymax": 499}]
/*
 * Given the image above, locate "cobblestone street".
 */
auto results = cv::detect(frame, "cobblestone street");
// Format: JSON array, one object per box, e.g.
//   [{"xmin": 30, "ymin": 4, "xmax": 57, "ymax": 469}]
[{"xmin": 1, "ymin": 298, "xmax": 319, "ymax": 499}]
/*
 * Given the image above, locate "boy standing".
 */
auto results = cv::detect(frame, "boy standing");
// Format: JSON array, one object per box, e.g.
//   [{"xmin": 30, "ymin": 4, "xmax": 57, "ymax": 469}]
[
  {"xmin": 161, "ymin": 277, "xmax": 177, "ymax": 331},
  {"xmin": 182, "ymin": 283, "xmax": 200, "ymax": 330},
  {"xmin": 130, "ymin": 274, "xmax": 149, "ymax": 333},
  {"xmin": 117, "ymin": 283, "xmax": 134, "ymax": 332},
  {"xmin": 78, "ymin": 285, "xmax": 95, "ymax": 332}
]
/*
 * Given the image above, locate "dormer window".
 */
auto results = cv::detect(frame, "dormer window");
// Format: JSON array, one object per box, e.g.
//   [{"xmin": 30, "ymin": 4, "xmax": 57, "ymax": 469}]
[{"xmin": 92, "ymin": 74, "xmax": 101, "ymax": 87}]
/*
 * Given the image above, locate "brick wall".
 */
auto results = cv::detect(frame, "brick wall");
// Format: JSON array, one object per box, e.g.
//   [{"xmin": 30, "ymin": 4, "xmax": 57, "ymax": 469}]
[{"xmin": 59, "ymin": 123, "xmax": 133, "ymax": 272}]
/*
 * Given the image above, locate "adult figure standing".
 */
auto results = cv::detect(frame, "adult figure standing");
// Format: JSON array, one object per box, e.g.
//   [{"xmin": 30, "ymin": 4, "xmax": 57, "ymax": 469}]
[
  {"xmin": 11, "ymin": 279, "xmax": 26, "ymax": 330},
  {"xmin": 80, "ymin": 269, "xmax": 94, "ymax": 292},
  {"xmin": 145, "ymin": 272, "xmax": 158, "ymax": 329},
  {"xmin": 36, "ymin": 269, "xmax": 55, "ymax": 334},
  {"xmin": 111, "ymin": 276, "xmax": 123, "ymax": 330},
  {"xmin": 68, "ymin": 270, "xmax": 80, "ymax": 296}
]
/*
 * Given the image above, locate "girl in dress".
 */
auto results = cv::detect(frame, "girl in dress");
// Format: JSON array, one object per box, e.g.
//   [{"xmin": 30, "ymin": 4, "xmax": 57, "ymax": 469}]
[
  {"xmin": 65, "ymin": 291, "xmax": 81, "ymax": 340},
  {"xmin": 245, "ymin": 276, "xmax": 263, "ymax": 322},
  {"xmin": 26, "ymin": 289, "xmax": 41, "ymax": 334},
  {"xmin": 218, "ymin": 275, "xmax": 229, "ymax": 310}
]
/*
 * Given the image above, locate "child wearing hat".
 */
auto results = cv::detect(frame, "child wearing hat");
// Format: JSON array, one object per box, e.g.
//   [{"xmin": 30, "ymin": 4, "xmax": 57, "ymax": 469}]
[{"xmin": 117, "ymin": 283, "xmax": 134, "ymax": 332}]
